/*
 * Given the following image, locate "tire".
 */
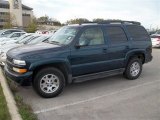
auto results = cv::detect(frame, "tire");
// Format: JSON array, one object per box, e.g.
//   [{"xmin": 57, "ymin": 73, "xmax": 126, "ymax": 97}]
[
  {"xmin": 33, "ymin": 67, "xmax": 65, "ymax": 98},
  {"xmin": 124, "ymin": 57, "xmax": 142, "ymax": 80}
]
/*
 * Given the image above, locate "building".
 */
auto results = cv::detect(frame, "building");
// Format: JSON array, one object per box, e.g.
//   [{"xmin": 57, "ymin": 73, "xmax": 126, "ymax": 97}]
[{"xmin": 0, "ymin": 0, "xmax": 33, "ymax": 29}]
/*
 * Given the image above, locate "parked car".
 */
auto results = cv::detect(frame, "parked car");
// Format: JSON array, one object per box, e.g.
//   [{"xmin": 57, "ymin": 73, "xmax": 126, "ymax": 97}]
[
  {"xmin": 0, "ymin": 29, "xmax": 24, "ymax": 38},
  {"xmin": 0, "ymin": 35, "xmax": 51, "ymax": 66},
  {"xmin": 0, "ymin": 32, "xmax": 26, "ymax": 43},
  {"xmin": 0, "ymin": 33, "xmax": 33, "ymax": 46},
  {"xmin": 36, "ymin": 30, "xmax": 49, "ymax": 34},
  {"xmin": 5, "ymin": 20, "xmax": 152, "ymax": 98},
  {"xmin": 155, "ymin": 30, "xmax": 160, "ymax": 34},
  {"xmin": 151, "ymin": 34, "xmax": 160, "ymax": 48},
  {"xmin": 6, "ymin": 32, "xmax": 26, "ymax": 39}
]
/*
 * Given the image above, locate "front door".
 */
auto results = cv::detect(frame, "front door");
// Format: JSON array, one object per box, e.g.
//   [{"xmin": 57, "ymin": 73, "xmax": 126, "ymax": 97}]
[{"xmin": 69, "ymin": 26, "xmax": 108, "ymax": 77}]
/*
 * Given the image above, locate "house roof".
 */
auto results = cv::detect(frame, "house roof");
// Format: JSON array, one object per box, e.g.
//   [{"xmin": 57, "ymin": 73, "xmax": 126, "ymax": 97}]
[{"xmin": 0, "ymin": 0, "xmax": 33, "ymax": 10}]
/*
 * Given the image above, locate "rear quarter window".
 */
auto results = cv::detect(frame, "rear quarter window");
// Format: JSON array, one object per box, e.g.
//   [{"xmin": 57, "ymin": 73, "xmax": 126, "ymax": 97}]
[{"xmin": 126, "ymin": 25, "xmax": 150, "ymax": 41}]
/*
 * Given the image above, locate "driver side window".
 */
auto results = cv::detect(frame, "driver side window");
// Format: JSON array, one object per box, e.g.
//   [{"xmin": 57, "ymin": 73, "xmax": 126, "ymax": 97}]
[{"xmin": 79, "ymin": 27, "xmax": 104, "ymax": 46}]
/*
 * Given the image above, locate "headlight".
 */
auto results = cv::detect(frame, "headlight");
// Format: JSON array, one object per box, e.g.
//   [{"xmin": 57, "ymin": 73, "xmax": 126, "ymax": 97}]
[{"xmin": 13, "ymin": 59, "xmax": 26, "ymax": 66}]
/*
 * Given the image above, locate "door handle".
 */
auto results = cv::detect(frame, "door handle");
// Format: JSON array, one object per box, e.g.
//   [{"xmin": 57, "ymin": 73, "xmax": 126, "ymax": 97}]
[{"xmin": 102, "ymin": 48, "xmax": 107, "ymax": 53}]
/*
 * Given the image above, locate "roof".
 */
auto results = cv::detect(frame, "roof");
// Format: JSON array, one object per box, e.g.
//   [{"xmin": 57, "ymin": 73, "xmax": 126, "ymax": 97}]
[{"xmin": 0, "ymin": 0, "xmax": 33, "ymax": 10}]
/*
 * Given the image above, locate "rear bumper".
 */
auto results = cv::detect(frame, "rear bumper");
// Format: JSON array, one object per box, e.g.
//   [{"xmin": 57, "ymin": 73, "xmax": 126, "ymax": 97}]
[
  {"xmin": 4, "ymin": 65, "xmax": 33, "ymax": 85},
  {"xmin": 152, "ymin": 45, "xmax": 160, "ymax": 47}
]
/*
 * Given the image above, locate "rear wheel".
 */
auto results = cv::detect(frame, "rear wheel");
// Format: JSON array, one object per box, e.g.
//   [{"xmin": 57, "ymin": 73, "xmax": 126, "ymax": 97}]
[
  {"xmin": 33, "ymin": 67, "xmax": 65, "ymax": 98},
  {"xmin": 124, "ymin": 57, "xmax": 142, "ymax": 80}
]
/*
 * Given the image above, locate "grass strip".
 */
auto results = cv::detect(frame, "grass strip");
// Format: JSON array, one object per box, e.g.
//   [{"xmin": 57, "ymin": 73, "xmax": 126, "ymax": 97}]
[{"xmin": 0, "ymin": 84, "xmax": 11, "ymax": 120}]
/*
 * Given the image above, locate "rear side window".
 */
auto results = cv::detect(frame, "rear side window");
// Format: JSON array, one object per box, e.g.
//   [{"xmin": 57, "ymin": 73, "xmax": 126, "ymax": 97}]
[
  {"xmin": 105, "ymin": 27, "xmax": 128, "ymax": 44},
  {"xmin": 126, "ymin": 26, "xmax": 150, "ymax": 41}
]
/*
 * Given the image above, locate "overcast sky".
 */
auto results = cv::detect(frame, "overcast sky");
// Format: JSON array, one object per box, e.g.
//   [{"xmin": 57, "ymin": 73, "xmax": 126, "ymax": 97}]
[{"xmin": 22, "ymin": 0, "xmax": 160, "ymax": 29}]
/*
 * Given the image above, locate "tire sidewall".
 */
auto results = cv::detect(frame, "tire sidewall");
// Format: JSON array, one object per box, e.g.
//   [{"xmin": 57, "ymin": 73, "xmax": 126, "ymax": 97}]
[
  {"xmin": 125, "ymin": 58, "xmax": 142, "ymax": 80},
  {"xmin": 33, "ymin": 68, "xmax": 65, "ymax": 98}
]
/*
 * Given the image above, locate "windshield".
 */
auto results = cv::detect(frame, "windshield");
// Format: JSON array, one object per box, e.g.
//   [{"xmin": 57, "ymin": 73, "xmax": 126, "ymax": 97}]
[
  {"xmin": 28, "ymin": 36, "xmax": 50, "ymax": 44},
  {"xmin": 16, "ymin": 34, "xmax": 31, "ymax": 41},
  {"xmin": 6, "ymin": 33, "xmax": 14, "ymax": 38},
  {"xmin": 17, "ymin": 35, "xmax": 34, "ymax": 44},
  {"xmin": 48, "ymin": 26, "xmax": 79, "ymax": 45},
  {"xmin": 24, "ymin": 36, "xmax": 41, "ymax": 44}
]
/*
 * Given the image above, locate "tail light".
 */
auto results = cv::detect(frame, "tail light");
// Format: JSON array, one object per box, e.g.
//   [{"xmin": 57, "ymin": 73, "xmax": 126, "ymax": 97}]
[{"xmin": 156, "ymin": 36, "xmax": 160, "ymax": 41}]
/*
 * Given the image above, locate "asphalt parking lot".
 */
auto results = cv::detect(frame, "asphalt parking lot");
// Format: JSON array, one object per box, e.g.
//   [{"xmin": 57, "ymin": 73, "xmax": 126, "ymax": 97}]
[{"xmin": 17, "ymin": 49, "xmax": 160, "ymax": 120}]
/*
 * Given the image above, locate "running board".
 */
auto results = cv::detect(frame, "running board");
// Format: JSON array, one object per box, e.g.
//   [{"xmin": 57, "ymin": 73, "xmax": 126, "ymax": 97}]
[{"xmin": 73, "ymin": 68, "xmax": 125, "ymax": 83}]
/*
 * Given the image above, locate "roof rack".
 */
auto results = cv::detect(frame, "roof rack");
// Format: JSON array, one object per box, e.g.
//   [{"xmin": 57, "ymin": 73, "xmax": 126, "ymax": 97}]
[
  {"xmin": 98, "ymin": 20, "xmax": 141, "ymax": 25},
  {"xmin": 79, "ymin": 20, "xmax": 141, "ymax": 25}
]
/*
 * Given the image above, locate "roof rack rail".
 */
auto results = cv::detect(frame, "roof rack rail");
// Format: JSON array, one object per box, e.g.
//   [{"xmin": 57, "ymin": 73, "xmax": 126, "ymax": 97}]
[
  {"xmin": 97, "ymin": 20, "xmax": 141, "ymax": 25},
  {"xmin": 79, "ymin": 20, "xmax": 141, "ymax": 25}
]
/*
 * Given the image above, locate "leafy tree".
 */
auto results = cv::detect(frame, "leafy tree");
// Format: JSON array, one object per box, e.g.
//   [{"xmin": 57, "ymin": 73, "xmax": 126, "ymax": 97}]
[
  {"xmin": 93, "ymin": 18, "xmax": 105, "ymax": 23},
  {"xmin": 3, "ymin": 14, "xmax": 14, "ymax": 29},
  {"xmin": 37, "ymin": 15, "xmax": 49, "ymax": 24},
  {"xmin": 66, "ymin": 18, "xmax": 90, "ymax": 24},
  {"xmin": 3, "ymin": 22, "xmax": 13, "ymax": 29},
  {"xmin": 26, "ymin": 20, "xmax": 37, "ymax": 33},
  {"xmin": 37, "ymin": 16, "xmax": 61, "ymax": 26}
]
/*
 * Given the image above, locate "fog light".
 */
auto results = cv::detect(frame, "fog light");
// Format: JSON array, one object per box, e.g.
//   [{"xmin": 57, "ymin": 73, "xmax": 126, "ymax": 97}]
[{"xmin": 13, "ymin": 67, "xmax": 27, "ymax": 74}]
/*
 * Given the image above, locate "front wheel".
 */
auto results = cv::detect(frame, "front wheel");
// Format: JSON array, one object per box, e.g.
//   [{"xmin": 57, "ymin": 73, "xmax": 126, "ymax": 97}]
[
  {"xmin": 33, "ymin": 67, "xmax": 65, "ymax": 98},
  {"xmin": 124, "ymin": 57, "xmax": 142, "ymax": 80}
]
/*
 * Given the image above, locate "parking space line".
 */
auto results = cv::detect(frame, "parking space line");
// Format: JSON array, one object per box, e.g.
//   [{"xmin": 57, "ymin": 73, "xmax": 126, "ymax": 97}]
[{"xmin": 34, "ymin": 80, "xmax": 160, "ymax": 114}]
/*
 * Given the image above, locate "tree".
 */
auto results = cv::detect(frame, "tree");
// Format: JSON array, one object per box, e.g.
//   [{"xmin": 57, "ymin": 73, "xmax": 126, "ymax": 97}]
[
  {"xmin": 37, "ymin": 15, "xmax": 49, "ymax": 24},
  {"xmin": 37, "ymin": 16, "xmax": 61, "ymax": 26},
  {"xmin": 3, "ymin": 14, "xmax": 14, "ymax": 29},
  {"xmin": 66, "ymin": 18, "xmax": 90, "ymax": 24},
  {"xmin": 26, "ymin": 20, "xmax": 37, "ymax": 33},
  {"xmin": 93, "ymin": 18, "xmax": 105, "ymax": 23}
]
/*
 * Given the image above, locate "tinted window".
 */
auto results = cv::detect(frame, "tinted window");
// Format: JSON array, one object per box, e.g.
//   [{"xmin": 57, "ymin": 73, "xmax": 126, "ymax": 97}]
[
  {"xmin": 3, "ymin": 30, "xmax": 12, "ymax": 35},
  {"xmin": 11, "ymin": 33, "xmax": 20, "ymax": 37},
  {"xmin": 11, "ymin": 30, "xmax": 22, "ymax": 33},
  {"xmin": 106, "ymin": 27, "xmax": 127, "ymax": 44},
  {"xmin": 126, "ymin": 25, "xmax": 150, "ymax": 41},
  {"xmin": 79, "ymin": 27, "xmax": 104, "ymax": 46}
]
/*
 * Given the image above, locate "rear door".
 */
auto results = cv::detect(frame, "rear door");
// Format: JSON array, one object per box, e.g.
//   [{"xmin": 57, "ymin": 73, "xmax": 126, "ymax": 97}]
[{"xmin": 104, "ymin": 25, "xmax": 129, "ymax": 70}]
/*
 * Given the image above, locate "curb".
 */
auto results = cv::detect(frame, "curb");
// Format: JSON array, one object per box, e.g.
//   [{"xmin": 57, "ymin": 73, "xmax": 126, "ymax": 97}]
[{"xmin": 0, "ymin": 68, "xmax": 22, "ymax": 120}]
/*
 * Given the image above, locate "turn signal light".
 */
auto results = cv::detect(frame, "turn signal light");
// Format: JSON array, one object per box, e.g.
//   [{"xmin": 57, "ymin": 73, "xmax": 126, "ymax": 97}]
[{"xmin": 13, "ymin": 67, "xmax": 27, "ymax": 74}]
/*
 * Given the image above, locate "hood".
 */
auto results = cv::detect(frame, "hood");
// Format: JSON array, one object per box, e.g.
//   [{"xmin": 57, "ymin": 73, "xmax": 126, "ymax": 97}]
[
  {"xmin": 0, "ymin": 40, "xmax": 16, "ymax": 45},
  {"xmin": 0, "ymin": 43, "xmax": 21, "ymax": 54},
  {"xmin": 0, "ymin": 37, "xmax": 10, "ymax": 42},
  {"xmin": 7, "ymin": 43, "xmax": 61, "ymax": 59}
]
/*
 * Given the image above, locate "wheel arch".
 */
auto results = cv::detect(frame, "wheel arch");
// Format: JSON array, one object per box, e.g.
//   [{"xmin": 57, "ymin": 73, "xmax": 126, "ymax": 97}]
[
  {"xmin": 125, "ymin": 50, "xmax": 146, "ymax": 65},
  {"xmin": 31, "ymin": 61, "xmax": 72, "ymax": 85}
]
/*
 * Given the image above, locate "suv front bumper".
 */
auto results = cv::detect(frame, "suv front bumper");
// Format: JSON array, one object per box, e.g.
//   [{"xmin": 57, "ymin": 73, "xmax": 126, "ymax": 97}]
[{"xmin": 4, "ymin": 65, "xmax": 33, "ymax": 85}]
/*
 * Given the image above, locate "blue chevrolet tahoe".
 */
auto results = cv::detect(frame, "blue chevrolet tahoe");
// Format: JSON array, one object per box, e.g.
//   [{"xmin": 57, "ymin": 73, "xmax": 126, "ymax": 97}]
[{"xmin": 5, "ymin": 20, "xmax": 152, "ymax": 98}]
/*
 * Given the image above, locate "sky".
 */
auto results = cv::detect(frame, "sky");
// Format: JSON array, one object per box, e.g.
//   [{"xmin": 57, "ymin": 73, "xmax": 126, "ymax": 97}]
[{"xmin": 22, "ymin": 0, "xmax": 160, "ymax": 29}]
